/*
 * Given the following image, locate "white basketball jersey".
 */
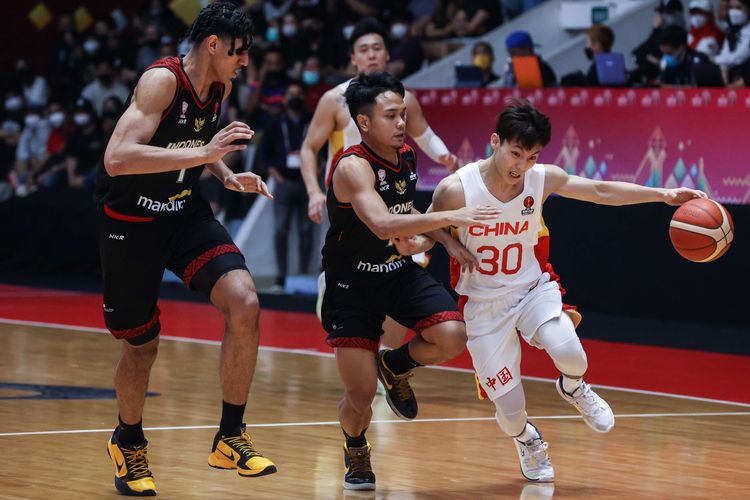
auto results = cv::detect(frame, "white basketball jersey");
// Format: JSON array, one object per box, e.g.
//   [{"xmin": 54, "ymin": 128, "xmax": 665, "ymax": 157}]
[
  {"xmin": 324, "ymin": 79, "xmax": 361, "ymax": 182},
  {"xmin": 454, "ymin": 161, "xmax": 545, "ymax": 300}
]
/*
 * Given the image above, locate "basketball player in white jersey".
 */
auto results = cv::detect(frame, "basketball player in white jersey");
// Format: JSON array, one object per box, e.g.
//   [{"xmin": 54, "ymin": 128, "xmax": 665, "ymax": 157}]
[
  {"xmin": 300, "ymin": 17, "xmax": 459, "ymax": 352},
  {"xmin": 423, "ymin": 100, "xmax": 706, "ymax": 482}
]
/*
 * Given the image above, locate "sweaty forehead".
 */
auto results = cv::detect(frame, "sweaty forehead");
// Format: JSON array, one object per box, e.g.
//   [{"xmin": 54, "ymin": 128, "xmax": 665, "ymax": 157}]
[
  {"xmin": 374, "ymin": 91, "xmax": 405, "ymax": 111},
  {"xmin": 354, "ymin": 33, "xmax": 385, "ymax": 50}
]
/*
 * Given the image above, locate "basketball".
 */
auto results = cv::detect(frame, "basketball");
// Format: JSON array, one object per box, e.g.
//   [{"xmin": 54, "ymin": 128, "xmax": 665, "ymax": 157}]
[{"xmin": 669, "ymin": 199, "xmax": 734, "ymax": 263}]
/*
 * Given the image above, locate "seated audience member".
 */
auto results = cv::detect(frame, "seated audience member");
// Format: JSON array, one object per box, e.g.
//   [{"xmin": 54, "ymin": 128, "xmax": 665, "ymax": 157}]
[
  {"xmin": 714, "ymin": 0, "xmax": 750, "ymax": 81},
  {"xmin": 387, "ymin": 12, "xmax": 425, "ymax": 78},
  {"xmin": 454, "ymin": 0, "xmax": 503, "ymax": 37},
  {"xmin": 659, "ymin": 25, "xmax": 724, "ymax": 85},
  {"xmin": 633, "ymin": 0, "xmax": 687, "ymax": 84},
  {"xmin": 471, "ymin": 41, "xmax": 499, "ymax": 86},
  {"xmin": 500, "ymin": 31, "xmax": 557, "ymax": 87},
  {"xmin": 688, "ymin": 0, "xmax": 725, "ymax": 57}
]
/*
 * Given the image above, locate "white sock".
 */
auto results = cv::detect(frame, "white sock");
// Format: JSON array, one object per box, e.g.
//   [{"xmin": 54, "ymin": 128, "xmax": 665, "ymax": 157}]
[
  {"xmin": 515, "ymin": 422, "xmax": 540, "ymax": 443},
  {"xmin": 562, "ymin": 375, "xmax": 582, "ymax": 396}
]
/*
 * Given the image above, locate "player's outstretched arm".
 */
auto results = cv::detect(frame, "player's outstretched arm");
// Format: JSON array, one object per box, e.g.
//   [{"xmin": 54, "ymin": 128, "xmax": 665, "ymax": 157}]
[
  {"xmin": 334, "ymin": 156, "xmax": 501, "ymax": 240},
  {"xmin": 543, "ymin": 164, "xmax": 707, "ymax": 206},
  {"xmin": 404, "ymin": 90, "xmax": 459, "ymax": 171},
  {"xmin": 301, "ymin": 90, "xmax": 339, "ymax": 224},
  {"xmin": 104, "ymin": 69, "xmax": 252, "ymax": 176}
]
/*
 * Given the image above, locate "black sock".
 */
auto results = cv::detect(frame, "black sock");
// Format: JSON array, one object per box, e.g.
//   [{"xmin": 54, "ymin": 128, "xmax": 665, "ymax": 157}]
[
  {"xmin": 383, "ymin": 344, "xmax": 422, "ymax": 375},
  {"xmin": 343, "ymin": 427, "xmax": 367, "ymax": 448},
  {"xmin": 220, "ymin": 400, "xmax": 246, "ymax": 436},
  {"xmin": 117, "ymin": 415, "xmax": 145, "ymax": 445}
]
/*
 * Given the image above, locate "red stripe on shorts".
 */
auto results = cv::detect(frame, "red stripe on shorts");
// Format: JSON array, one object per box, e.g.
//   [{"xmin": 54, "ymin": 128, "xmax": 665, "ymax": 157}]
[
  {"xmin": 413, "ymin": 311, "xmax": 464, "ymax": 333},
  {"xmin": 182, "ymin": 244, "xmax": 241, "ymax": 288},
  {"xmin": 104, "ymin": 204, "xmax": 155, "ymax": 222},
  {"xmin": 326, "ymin": 337, "xmax": 378, "ymax": 353},
  {"xmin": 108, "ymin": 307, "xmax": 160, "ymax": 340}
]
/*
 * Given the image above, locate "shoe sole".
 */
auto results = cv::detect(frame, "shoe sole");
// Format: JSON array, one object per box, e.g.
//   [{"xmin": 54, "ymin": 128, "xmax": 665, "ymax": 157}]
[
  {"xmin": 343, "ymin": 481, "xmax": 376, "ymax": 490},
  {"xmin": 519, "ymin": 466, "xmax": 554, "ymax": 483},
  {"xmin": 208, "ymin": 463, "xmax": 278, "ymax": 477},
  {"xmin": 555, "ymin": 381, "xmax": 615, "ymax": 433}
]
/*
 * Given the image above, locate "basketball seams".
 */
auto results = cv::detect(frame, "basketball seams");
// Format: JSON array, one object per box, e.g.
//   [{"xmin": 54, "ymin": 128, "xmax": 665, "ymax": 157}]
[{"xmin": 669, "ymin": 221, "xmax": 725, "ymax": 241}]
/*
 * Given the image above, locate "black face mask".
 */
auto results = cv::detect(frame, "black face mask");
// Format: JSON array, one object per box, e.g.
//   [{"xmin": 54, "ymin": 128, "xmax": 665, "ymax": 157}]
[
  {"xmin": 584, "ymin": 47, "xmax": 594, "ymax": 60},
  {"xmin": 98, "ymin": 74, "xmax": 113, "ymax": 86},
  {"xmin": 287, "ymin": 96, "xmax": 305, "ymax": 113}
]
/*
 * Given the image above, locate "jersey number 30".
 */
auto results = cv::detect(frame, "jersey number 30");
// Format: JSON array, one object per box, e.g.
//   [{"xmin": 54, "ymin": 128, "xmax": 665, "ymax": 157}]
[{"xmin": 476, "ymin": 243, "xmax": 522, "ymax": 275}]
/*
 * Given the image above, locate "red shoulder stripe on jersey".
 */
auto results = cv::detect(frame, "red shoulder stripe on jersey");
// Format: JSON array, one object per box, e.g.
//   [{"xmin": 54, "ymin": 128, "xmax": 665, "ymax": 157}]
[
  {"xmin": 326, "ymin": 146, "xmax": 366, "ymax": 190},
  {"xmin": 148, "ymin": 56, "xmax": 219, "ymax": 110},
  {"xmin": 182, "ymin": 244, "xmax": 242, "ymax": 288},
  {"xmin": 103, "ymin": 204, "xmax": 155, "ymax": 222},
  {"xmin": 145, "ymin": 57, "xmax": 181, "ymax": 122}
]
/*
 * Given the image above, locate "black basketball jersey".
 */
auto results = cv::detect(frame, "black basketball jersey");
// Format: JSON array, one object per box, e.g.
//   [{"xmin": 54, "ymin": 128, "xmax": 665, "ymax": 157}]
[
  {"xmin": 322, "ymin": 142, "xmax": 419, "ymax": 284},
  {"xmin": 95, "ymin": 56, "xmax": 224, "ymax": 218}
]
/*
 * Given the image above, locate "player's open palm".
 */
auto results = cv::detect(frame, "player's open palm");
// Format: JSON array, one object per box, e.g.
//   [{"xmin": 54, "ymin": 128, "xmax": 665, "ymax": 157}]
[
  {"xmin": 225, "ymin": 172, "xmax": 273, "ymax": 199},
  {"xmin": 448, "ymin": 206, "xmax": 501, "ymax": 227},
  {"xmin": 666, "ymin": 188, "xmax": 707, "ymax": 206},
  {"xmin": 205, "ymin": 121, "xmax": 255, "ymax": 163}
]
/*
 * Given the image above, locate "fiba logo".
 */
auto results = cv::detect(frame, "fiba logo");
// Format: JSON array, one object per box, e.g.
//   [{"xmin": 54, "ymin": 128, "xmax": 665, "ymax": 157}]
[
  {"xmin": 178, "ymin": 101, "xmax": 188, "ymax": 125},
  {"xmin": 521, "ymin": 196, "xmax": 535, "ymax": 216}
]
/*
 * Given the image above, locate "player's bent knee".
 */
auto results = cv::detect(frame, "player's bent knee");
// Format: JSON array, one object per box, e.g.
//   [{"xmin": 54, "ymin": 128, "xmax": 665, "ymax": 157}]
[
  {"xmin": 106, "ymin": 308, "xmax": 161, "ymax": 346},
  {"xmin": 424, "ymin": 321, "xmax": 467, "ymax": 357}
]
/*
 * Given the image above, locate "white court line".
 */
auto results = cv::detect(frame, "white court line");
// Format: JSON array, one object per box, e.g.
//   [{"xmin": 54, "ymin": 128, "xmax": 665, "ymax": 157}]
[
  {"xmin": 2, "ymin": 317, "xmax": 750, "ymax": 409},
  {"xmin": 2, "ymin": 412, "xmax": 749, "ymax": 438}
]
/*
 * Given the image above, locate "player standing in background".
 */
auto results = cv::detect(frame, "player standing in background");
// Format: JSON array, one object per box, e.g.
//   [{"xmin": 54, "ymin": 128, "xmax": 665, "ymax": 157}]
[
  {"xmin": 429, "ymin": 99, "xmax": 705, "ymax": 482},
  {"xmin": 97, "ymin": 3, "xmax": 275, "ymax": 495}
]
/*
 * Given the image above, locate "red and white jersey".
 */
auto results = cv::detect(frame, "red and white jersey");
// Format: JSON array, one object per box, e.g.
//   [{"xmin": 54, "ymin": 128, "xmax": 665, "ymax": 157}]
[{"xmin": 454, "ymin": 161, "xmax": 545, "ymax": 300}]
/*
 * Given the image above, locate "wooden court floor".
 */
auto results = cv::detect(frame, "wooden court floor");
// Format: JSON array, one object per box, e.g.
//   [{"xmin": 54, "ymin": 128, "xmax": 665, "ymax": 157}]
[{"xmin": 1, "ymin": 323, "xmax": 749, "ymax": 499}]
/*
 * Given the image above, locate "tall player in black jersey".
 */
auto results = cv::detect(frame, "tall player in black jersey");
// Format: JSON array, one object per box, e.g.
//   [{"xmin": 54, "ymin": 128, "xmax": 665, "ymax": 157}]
[
  {"xmin": 322, "ymin": 72, "xmax": 500, "ymax": 490},
  {"xmin": 97, "ymin": 3, "xmax": 275, "ymax": 496}
]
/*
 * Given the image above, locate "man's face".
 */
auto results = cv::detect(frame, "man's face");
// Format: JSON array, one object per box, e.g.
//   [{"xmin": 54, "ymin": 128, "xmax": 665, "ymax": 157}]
[
  {"xmin": 358, "ymin": 91, "xmax": 406, "ymax": 150},
  {"xmin": 492, "ymin": 136, "xmax": 542, "ymax": 185},
  {"xmin": 215, "ymin": 36, "xmax": 250, "ymax": 82},
  {"xmin": 350, "ymin": 33, "xmax": 388, "ymax": 73}
]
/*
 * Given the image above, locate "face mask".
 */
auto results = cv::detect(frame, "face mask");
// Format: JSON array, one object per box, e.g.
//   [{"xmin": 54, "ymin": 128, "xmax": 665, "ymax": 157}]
[
  {"xmin": 266, "ymin": 27, "xmax": 279, "ymax": 43},
  {"xmin": 729, "ymin": 8, "xmax": 748, "ymax": 26},
  {"xmin": 287, "ymin": 96, "xmax": 305, "ymax": 112},
  {"xmin": 73, "ymin": 113, "xmax": 91, "ymax": 126},
  {"xmin": 302, "ymin": 70, "xmax": 320, "ymax": 86},
  {"xmin": 690, "ymin": 14, "xmax": 707, "ymax": 28},
  {"xmin": 4, "ymin": 96, "xmax": 23, "ymax": 112},
  {"xmin": 98, "ymin": 74, "xmax": 113, "ymax": 86},
  {"xmin": 472, "ymin": 54, "xmax": 491, "ymax": 70},
  {"xmin": 24, "ymin": 114, "xmax": 40, "ymax": 127},
  {"xmin": 282, "ymin": 24, "xmax": 297, "ymax": 38},
  {"xmin": 660, "ymin": 53, "xmax": 679, "ymax": 70},
  {"xmin": 48, "ymin": 111, "xmax": 65, "ymax": 128},
  {"xmin": 390, "ymin": 23, "xmax": 408, "ymax": 40},
  {"xmin": 83, "ymin": 39, "xmax": 100, "ymax": 54},
  {"xmin": 584, "ymin": 47, "xmax": 594, "ymax": 60},
  {"xmin": 342, "ymin": 25, "xmax": 355, "ymax": 40}
]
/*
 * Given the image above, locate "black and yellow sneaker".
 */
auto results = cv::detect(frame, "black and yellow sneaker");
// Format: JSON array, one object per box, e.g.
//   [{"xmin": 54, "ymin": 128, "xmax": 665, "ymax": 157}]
[
  {"xmin": 376, "ymin": 349, "xmax": 418, "ymax": 420},
  {"xmin": 208, "ymin": 425, "xmax": 277, "ymax": 477},
  {"xmin": 343, "ymin": 443, "xmax": 375, "ymax": 490},
  {"xmin": 106, "ymin": 429, "xmax": 156, "ymax": 496}
]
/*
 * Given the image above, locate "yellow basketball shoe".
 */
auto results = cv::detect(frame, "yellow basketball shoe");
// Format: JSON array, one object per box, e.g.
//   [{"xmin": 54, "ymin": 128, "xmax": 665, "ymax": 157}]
[
  {"xmin": 208, "ymin": 425, "xmax": 277, "ymax": 477},
  {"xmin": 106, "ymin": 429, "xmax": 156, "ymax": 496}
]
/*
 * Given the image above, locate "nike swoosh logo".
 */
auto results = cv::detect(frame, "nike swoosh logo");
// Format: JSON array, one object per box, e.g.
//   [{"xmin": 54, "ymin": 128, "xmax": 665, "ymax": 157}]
[
  {"xmin": 115, "ymin": 458, "xmax": 127, "ymax": 477},
  {"xmin": 219, "ymin": 448, "xmax": 235, "ymax": 461}
]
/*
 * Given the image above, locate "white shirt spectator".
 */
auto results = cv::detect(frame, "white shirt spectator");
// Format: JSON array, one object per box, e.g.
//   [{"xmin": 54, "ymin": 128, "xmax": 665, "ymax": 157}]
[
  {"xmin": 81, "ymin": 79, "xmax": 130, "ymax": 117},
  {"xmin": 714, "ymin": 22, "xmax": 750, "ymax": 68}
]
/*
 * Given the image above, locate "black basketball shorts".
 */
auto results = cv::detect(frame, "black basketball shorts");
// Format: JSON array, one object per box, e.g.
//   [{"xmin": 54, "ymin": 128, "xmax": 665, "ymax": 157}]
[
  {"xmin": 321, "ymin": 262, "xmax": 463, "ymax": 352},
  {"xmin": 99, "ymin": 203, "xmax": 247, "ymax": 345}
]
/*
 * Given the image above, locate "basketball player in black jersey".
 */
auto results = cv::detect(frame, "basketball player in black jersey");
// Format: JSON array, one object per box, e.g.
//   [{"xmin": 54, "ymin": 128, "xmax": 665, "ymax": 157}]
[
  {"xmin": 97, "ymin": 3, "xmax": 275, "ymax": 496},
  {"xmin": 322, "ymin": 72, "xmax": 501, "ymax": 490}
]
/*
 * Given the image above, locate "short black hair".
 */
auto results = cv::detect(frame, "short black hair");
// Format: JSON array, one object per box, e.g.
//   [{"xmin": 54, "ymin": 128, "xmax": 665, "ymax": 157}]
[
  {"xmin": 344, "ymin": 71, "xmax": 405, "ymax": 125},
  {"xmin": 349, "ymin": 17, "xmax": 388, "ymax": 54},
  {"xmin": 659, "ymin": 25, "xmax": 688, "ymax": 49},
  {"xmin": 495, "ymin": 99, "xmax": 551, "ymax": 149},
  {"xmin": 187, "ymin": 2, "xmax": 253, "ymax": 56}
]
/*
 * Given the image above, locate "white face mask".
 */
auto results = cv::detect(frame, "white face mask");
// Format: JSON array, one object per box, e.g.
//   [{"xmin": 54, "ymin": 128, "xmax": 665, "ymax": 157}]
[
  {"xmin": 73, "ymin": 113, "xmax": 91, "ymax": 126},
  {"xmin": 690, "ymin": 14, "xmax": 707, "ymax": 28},
  {"xmin": 342, "ymin": 25, "xmax": 355, "ymax": 40},
  {"xmin": 390, "ymin": 23, "xmax": 408, "ymax": 40},
  {"xmin": 729, "ymin": 8, "xmax": 748, "ymax": 26},
  {"xmin": 281, "ymin": 23, "xmax": 297, "ymax": 38},
  {"xmin": 48, "ymin": 111, "xmax": 65, "ymax": 128},
  {"xmin": 83, "ymin": 39, "xmax": 100, "ymax": 54},
  {"xmin": 5, "ymin": 96, "xmax": 23, "ymax": 112},
  {"xmin": 24, "ymin": 114, "xmax": 41, "ymax": 127}
]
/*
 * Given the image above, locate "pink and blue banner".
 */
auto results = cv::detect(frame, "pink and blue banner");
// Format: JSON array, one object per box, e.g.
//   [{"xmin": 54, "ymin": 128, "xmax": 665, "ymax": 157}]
[{"xmin": 411, "ymin": 88, "xmax": 750, "ymax": 204}]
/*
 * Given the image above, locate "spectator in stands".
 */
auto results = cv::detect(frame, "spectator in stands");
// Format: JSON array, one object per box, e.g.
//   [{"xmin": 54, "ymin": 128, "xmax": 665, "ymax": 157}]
[
  {"xmin": 246, "ymin": 47, "xmax": 291, "ymax": 123},
  {"xmin": 454, "ymin": 0, "xmax": 503, "ymax": 37},
  {"xmin": 280, "ymin": 12, "xmax": 311, "ymax": 77},
  {"xmin": 659, "ymin": 25, "xmax": 724, "ymax": 85},
  {"xmin": 717, "ymin": 0, "xmax": 731, "ymax": 31},
  {"xmin": 14, "ymin": 106, "xmax": 50, "ymax": 193},
  {"xmin": 500, "ymin": 31, "xmax": 557, "ymax": 87},
  {"xmin": 135, "ymin": 24, "xmax": 162, "ymax": 72},
  {"xmin": 14, "ymin": 59, "xmax": 49, "ymax": 110},
  {"xmin": 423, "ymin": 1, "xmax": 465, "ymax": 60},
  {"xmin": 80, "ymin": 60, "xmax": 131, "ymax": 117},
  {"xmin": 585, "ymin": 24, "xmax": 616, "ymax": 85},
  {"xmin": 387, "ymin": 12, "xmax": 425, "ymax": 78},
  {"xmin": 714, "ymin": 0, "xmax": 750, "ymax": 82},
  {"xmin": 258, "ymin": 81, "xmax": 313, "ymax": 292},
  {"xmin": 688, "ymin": 0, "xmax": 725, "ymax": 57},
  {"xmin": 633, "ymin": 0, "xmax": 687, "ymax": 84},
  {"xmin": 471, "ymin": 41, "xmax": 499, "ymax": 86},
  {"xmin": 300, "ymin": 54, "xmax": 332, "ymax": 112},
  {"xmin": 264, "ymin": 0, "xmax": 296, "ymax": 23}
]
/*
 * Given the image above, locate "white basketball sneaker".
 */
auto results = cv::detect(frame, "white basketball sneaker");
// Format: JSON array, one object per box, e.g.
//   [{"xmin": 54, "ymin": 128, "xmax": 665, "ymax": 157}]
[
  {"xmin": 556, "ymin": 376, "xmax": 615, "ymax": 433},
  {"xmin": 513, "ymin": 423, "xmax": 554, "ymax": 482}
]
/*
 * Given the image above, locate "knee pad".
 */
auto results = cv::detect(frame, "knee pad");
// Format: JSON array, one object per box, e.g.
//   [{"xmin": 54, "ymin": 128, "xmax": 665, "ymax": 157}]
[
  {"xmin": 492, "ymin": 385, "xmax": 528, "ymax": 436},
  {"xmin": 535, "ymin": 314, "xmax": 588, "ymax": 377}
]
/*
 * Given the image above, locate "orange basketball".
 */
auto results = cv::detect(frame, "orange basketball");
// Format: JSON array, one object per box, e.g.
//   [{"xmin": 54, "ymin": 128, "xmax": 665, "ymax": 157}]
[{"xmin": 669, "ymin": 199, "xmax": 734, "ymax": 263}]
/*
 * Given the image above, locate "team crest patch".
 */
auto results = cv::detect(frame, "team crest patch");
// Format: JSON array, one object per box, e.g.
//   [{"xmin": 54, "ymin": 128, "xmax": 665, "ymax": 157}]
[
  {"xmin": 378, "ymin": 169, "xmax": 387, "ymax": 185},
  {"xmin": 194, "ymin": 116, "xmax": 205, "ymax": 132},
  {"xmin": 395, "ymin": 179, "xmax": 407, "ymax": 195},
  {"xmin": 179, "ymin": 101, "xmax": 188, "ymax": 125},
  {"xmin": 521, "ymin": 195, "xmax": 535, "ymax": 216}
]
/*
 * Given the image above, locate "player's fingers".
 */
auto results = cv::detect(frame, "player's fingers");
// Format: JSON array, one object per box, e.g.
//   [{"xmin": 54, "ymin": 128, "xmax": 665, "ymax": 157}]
[{"xmin": 227, "ymin": 176, "xmax": 244, "ymax": 191}]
